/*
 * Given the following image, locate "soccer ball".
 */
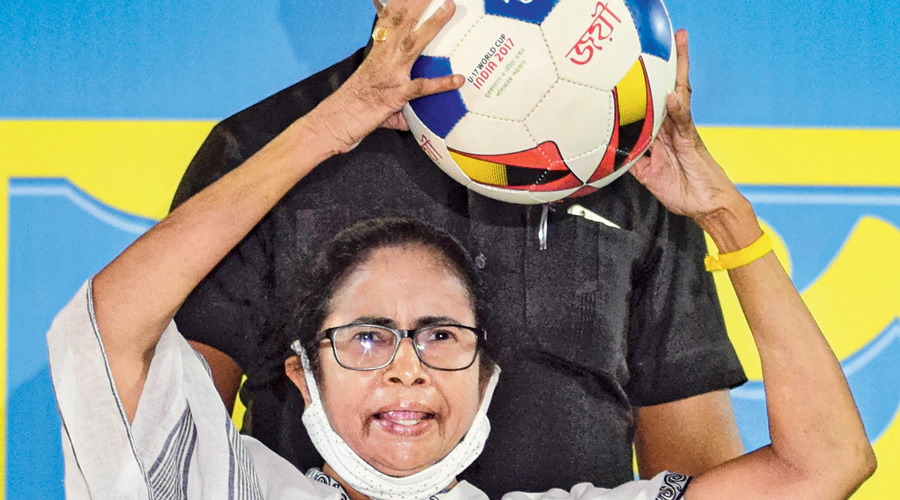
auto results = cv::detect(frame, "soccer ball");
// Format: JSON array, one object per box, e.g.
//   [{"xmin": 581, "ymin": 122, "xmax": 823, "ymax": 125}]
[{"xmin": 402, "ymin": 0, "xmax": 677, "ymax": 204}]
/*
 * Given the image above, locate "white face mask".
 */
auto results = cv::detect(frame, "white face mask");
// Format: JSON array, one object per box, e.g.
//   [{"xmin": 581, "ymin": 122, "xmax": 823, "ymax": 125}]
[{"xmin": 293, "ymin": 342, "xmax": 500, "ymax": 500}]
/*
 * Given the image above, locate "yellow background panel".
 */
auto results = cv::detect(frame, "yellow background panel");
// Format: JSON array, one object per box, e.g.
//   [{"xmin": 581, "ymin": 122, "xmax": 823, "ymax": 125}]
[
  {"xmin": 7, "ymin": 122, "xmax": 899, "ymax": 210},
  {"xmin": 1, "ymin": 120, "xmax": 214, "ymax": 219},
  {"xmin": 713, "ymin": 216, "xmax": 900, "ymax": 377},
  {"xmin": 705, "ymin": 127, "xmax": 900, "ymax": 186}
]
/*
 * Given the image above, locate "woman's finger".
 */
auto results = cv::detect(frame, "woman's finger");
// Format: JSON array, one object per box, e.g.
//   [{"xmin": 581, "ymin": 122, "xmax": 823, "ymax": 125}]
[
  {"xmin": 412, "ymin": 0, "xmax": 457, "ymax": 52},
  {"xmin": 673, "ymin": 29, "xmax": 692, "ymax": 115},
  {"xmin": 370, "ymin": 1, "xmax": 451, "ymax": 63},
  {"xmin": 665, "ymin": 92, "xmax": 692, "ymax": 135},
  {"xmin": 407, "ymin": 74, "xmax": 464, "ymax": 100},
  {"xmin": 371, "ymin": 0, "xmax": 385, "ymax": 17},
  {"xmin": 382, "ymin": 0, "xmax": 432, "ymax": 30}
]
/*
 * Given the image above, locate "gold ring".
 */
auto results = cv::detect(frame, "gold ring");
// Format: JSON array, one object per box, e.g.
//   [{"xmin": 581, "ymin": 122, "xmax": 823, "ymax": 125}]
[{"xmin": 372, "ymin": 26, "xmax": 388, "ymax": 42}]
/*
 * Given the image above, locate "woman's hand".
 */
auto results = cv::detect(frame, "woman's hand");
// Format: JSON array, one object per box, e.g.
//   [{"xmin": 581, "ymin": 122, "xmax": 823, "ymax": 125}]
[
  {"xmin": 315, "ymin": 0, "xmax": 464, "ymax": 154},
  {"xmin": 629, "ymin": 30, "xmax": 747, "ymax": 232}
]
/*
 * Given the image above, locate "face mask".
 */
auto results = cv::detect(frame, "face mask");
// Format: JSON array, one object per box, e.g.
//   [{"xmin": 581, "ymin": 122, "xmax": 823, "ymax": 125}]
[{"xmin": 293, "ymin": 342, "xmax": 500, "ymax": 500}]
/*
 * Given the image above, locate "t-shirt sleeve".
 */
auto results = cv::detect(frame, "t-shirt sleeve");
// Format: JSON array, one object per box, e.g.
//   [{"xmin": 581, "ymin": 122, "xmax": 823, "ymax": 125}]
[
  {"xmin": 167, "ymin": 58, "xmax": 349, "ymax": 370},
  {"xmin": 624, "ymin": 210, "xmax": 747, "ymax": 407},
  {"xmin": 500, "ymin": 471, "xmax": 692, "ymax": 500},
  {"xmin": 172, "ymin": 210, "xmax": 275, "ymax": 372},
  {"xmin": 170, "ymin": 115, "xmax": 284, "ymax": 371},
  {"xmin": 170, "ymin": 48, "xmax": 369, "ymax": 376}
]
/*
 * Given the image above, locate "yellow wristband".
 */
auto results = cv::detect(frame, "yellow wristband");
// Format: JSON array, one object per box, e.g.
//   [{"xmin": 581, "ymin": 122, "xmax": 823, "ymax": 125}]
[{"xmin": 704, "ymin": 232, "xmax": 772, "ymax": 272}]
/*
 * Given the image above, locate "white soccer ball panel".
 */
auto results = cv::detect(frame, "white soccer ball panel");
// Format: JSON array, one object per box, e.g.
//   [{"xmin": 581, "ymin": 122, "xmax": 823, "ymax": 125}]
[
  {"xmin": 452, "ymin": 15, "xmax": 557, "ymax": 121},
  {"xmin": 541, "ymin": 0, "xmax": 641, "ymax": 90},
  {"xmin": 405, "ymin": 0, "xmax": 677, "ymax": 204},
  {"xmin": 445, "ymin": 113, "xmax": 536, "ymax": 154},
  {"xmin": 565, "ymin": 147, "xmax": 612, "ymax": 184},
  {"xmin": 642, "ymin": 52, "xmax": 677, "ymax": 139},
  {"xmin": 524, "ymin": 81, "xmax": 614, "ymax": 181},
  {"xmin": 467, "ymin": 182, "xmax": 548, "ymax": 205},
  {"xmin": 526, "ymin": 187, "xmax": 582, "ymax": 203},
  {"xmin": 402, "ymin": 105, "xmax": 473, "ymax": 188},
  {"xmin": 420, "ymin": 0, "xmax": 485, "ymax": 57}
]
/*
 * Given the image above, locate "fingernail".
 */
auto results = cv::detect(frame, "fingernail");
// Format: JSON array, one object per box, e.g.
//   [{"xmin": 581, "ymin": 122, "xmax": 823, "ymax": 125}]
[{"xmin": 441, "ymin": 0, "xmax": 452, "ymax": 10}]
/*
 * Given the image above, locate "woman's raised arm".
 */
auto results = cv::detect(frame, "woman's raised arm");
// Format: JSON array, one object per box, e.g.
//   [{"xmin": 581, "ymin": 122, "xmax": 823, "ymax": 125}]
[
  {"xmin": 91, "ymin": 0, "xmax": 463, "ymax": 421},
  {"xmin": 631, "ymin": 30, "xmax": 876, "ymax": 500}
]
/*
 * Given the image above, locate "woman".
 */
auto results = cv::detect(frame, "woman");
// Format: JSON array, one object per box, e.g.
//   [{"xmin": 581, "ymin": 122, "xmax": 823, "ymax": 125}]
[{"xmin": 48, "ymin": 0, "xmax": 875, "ymax": 498}]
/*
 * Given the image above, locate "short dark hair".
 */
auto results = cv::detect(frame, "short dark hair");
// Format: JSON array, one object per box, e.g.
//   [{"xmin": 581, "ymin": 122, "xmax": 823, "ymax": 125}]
[{"xmin": 283, "ymin": 217, "xmax": 494, "ymax": 380}]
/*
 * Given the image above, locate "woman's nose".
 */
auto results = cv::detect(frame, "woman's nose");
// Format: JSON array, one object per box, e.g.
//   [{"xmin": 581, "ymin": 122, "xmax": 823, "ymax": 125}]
[{"xmin": 383, "ymin": 338, "xmax": 429, "ymax": 386}]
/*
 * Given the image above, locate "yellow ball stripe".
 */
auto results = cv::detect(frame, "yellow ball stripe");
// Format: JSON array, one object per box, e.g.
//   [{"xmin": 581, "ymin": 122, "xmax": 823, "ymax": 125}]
[
  {"xmin": 615, "ymin": 59, "xmax": 648, "ymax": 126},
  {"xmin": 449, "ymin": 150, "xmax": 509, "ymax": 186}
]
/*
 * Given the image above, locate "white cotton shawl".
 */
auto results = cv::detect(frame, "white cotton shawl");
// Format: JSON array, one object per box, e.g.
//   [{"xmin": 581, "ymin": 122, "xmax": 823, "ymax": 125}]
[{"xmin": 46, "ymin": 280, "xmax": 686, "ymax": 500}]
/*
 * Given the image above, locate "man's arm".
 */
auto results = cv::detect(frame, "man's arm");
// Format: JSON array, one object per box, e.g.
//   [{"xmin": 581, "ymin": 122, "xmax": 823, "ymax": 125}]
[
  {"xmin": 634, "ymin": 389, "xmax": 743, "ymax": 478},
  {"xmin": 188, "ymin": 341, "xmax": 243, "ymax": 413}
]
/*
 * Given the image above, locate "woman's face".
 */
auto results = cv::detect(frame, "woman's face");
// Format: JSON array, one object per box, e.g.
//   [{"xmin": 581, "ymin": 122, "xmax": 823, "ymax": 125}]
[{"xmin": 301, "ymin": 244, "xmax": 482, "ymax": 476}]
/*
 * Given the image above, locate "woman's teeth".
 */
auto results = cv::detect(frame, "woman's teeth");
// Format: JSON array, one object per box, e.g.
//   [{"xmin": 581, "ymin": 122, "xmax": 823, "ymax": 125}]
[{"xmin": 377, "ymin": 411, "xmax": 435, "ymax": 426}]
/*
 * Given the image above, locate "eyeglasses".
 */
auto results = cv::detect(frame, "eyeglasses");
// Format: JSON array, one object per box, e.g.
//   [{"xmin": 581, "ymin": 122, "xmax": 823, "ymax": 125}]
[{"xmin": 320, "ymin": 323, "xmax": 486, "ymax": 371}]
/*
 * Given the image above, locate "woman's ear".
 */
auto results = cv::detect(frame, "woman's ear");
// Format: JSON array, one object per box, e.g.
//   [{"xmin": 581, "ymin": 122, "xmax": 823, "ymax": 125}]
[
  {"xmin": 479, "ymin": 372, "xmax": 491, "ymax": 402},
  {"xmin": 285, "ymin": 355, "xmax": 312, "ymax": 408}
]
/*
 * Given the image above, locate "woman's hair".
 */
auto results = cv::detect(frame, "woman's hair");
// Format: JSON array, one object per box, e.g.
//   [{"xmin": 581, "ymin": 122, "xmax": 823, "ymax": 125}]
[{"xmin": 285, "ymin": 217, "xmax": 494, "ymax": 381}]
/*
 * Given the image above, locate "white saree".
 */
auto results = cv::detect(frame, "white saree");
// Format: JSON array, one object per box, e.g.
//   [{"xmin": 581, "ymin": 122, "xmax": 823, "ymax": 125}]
[{"xmin": 47, "ymin": 281, "xmax": 689, "ymax": 500}]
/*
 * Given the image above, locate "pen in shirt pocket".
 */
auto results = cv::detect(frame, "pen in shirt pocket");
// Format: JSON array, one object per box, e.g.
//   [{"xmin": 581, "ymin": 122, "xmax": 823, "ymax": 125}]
[{"xmin": 567, "ymin": 204, "xmax": 622, "ymax": 229}]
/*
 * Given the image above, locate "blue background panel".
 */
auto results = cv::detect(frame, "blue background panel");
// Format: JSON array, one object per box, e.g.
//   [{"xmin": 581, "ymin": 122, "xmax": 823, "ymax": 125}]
[
  {"xmin": 8, "ymin": 179, "xmax": 154, "ymax": 500},
  {"xmin": 1, "ymin": 0, "xmax": 898, "ymax": 126},
  {"xmin": 0, "ymin": 0, "xmax": 370, "ymax": 119}
]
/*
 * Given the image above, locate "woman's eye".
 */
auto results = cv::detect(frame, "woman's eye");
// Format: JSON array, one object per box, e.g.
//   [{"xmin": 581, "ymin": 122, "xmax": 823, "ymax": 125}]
[
  {"xmin": 426, "ymin": 328, "xmax": 457, "ymax": 342},
  {"xmin": 354, "ymin": 329, "xmax": 389, "ymax": 345}
]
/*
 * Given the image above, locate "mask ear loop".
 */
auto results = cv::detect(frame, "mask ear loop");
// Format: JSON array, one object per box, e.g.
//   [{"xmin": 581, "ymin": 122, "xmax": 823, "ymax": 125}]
[{"xmin": 291, "ymin": 340, "xmax": 324, "ymax": 403}]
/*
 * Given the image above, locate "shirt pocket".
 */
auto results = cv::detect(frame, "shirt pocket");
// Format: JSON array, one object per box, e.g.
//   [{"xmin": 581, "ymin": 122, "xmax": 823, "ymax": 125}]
[{"xmin": 525, "ymin": 214, "xmax": 641, "ymax": 377}]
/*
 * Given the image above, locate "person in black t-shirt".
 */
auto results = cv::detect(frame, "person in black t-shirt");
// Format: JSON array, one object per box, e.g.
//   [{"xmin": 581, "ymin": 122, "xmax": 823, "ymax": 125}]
[{"xmin": 170, "ymin": 2, "xmax": 747, "ymax": 497}]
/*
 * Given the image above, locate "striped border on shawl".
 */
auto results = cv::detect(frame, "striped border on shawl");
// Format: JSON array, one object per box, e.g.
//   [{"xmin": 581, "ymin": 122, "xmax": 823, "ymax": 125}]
[
  {"xmin": 194, "ymin": 349, "xmax": 213, "ymax": 378},
  {"xmin": 147, "ymin": 407, "xmax": 198, "ymax": 499},
  {"xmin": 226, "ymin": 415, "xmax": 265, "ymax": 500},
  {"xmin": 654, "ymin": 473, "xmax": 691, "ymax": 500},
  {"xmin": 306, "ymin": 468, "xmax": 351, "ymax": 500},
  {"xmin": 85, "ymin": 280, "xmax": 154, "ymax": 490}
]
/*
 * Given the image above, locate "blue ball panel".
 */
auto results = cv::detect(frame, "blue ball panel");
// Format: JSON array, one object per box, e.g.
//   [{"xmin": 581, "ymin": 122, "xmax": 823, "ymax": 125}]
[
  {"xmin": 409, "ymin": 56, "xmax": 468, "ymax": 139},
  {"xmin": 485, "ymin": 0, "xmax": 559, "ymax": 25},
  {"xmin": 624, "ymin": 0, "xmax": 672, "ymax": 61}
]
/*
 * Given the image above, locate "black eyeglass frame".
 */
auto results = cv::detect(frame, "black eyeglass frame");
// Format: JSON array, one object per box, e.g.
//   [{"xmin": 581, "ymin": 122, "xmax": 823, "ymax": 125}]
[{"xmin": 319, "ymin": 323, "xmax": 487, "ymax": 372}]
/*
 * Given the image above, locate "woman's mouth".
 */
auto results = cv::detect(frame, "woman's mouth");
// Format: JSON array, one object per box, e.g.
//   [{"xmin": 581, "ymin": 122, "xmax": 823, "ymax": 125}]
[{"xmin": 373, "ymin": 411, "xmax": 437, "ymax": 435}]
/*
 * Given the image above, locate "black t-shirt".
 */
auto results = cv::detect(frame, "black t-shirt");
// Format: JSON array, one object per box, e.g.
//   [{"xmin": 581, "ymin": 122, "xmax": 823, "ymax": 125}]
[{"xmin": 172, "ymin": 47, "xmax": 746, "ymax": 499}]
